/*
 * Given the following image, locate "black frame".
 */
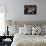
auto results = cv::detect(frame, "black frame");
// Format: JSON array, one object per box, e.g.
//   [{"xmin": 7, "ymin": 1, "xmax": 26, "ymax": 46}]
[{"xmin": 24, "ymin": 5, "xmax": 37, "ymax": 15}]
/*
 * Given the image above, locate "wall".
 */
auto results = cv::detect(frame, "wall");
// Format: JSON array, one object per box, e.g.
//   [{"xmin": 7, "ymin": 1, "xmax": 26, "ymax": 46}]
[
  {"xmin": 13, "ymin": 0, "xmax": 46, "ymax": 22},
  {"xmin": 0, "ymin": 0, "xmax": 46, "ymax": 22}
]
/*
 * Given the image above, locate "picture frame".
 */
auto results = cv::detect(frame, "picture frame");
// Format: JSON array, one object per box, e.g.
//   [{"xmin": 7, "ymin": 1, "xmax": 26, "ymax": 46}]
[{"xmin": 24, "ymin": 5, "xmax": 37, "ymax": 15}]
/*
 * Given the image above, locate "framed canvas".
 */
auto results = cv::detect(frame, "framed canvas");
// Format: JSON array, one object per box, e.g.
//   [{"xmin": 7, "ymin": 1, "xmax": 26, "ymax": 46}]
[{"xmin": 24, "ymin": 5, "xmax": 37, "ymax": 15}]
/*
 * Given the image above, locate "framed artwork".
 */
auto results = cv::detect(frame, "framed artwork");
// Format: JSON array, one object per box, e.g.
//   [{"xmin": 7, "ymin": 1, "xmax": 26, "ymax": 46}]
[{"xmin": 24, "ymin": 5, "xmax": 37, "ymax": 15}]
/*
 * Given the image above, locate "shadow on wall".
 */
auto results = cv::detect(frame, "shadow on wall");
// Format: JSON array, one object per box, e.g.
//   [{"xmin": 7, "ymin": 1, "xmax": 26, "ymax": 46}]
[{"xmin": 5, "ymin": 20, "xmax": 46, "ymax": 27}]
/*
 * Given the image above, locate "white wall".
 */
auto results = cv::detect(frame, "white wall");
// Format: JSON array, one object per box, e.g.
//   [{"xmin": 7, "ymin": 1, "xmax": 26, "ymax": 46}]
[{"xmin": 0, "ymin": 0, "xmax": 46, "ymax": 22}]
